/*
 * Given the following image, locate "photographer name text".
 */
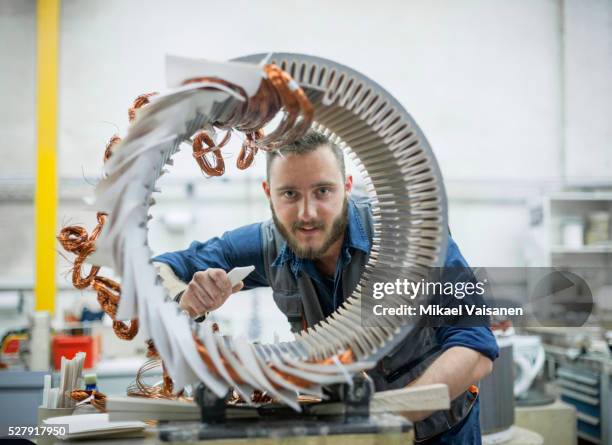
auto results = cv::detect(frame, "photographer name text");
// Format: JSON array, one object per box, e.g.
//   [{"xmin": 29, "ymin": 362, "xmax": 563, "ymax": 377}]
[{"xmin": 372, "ymin": 304, "xmax": 523, "ymax": 317}]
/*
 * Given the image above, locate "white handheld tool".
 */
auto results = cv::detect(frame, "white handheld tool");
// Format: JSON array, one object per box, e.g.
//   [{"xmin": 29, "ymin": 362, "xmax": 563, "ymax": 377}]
[{"xmin": 227, "ymin": 265, "xmax": 255, "ymax": 287}]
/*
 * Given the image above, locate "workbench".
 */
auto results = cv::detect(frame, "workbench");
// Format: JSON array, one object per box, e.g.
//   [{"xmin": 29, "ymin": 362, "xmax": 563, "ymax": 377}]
[{"xmin": 55, "ymin": 420, "xmax": 414, "ymax": 445}]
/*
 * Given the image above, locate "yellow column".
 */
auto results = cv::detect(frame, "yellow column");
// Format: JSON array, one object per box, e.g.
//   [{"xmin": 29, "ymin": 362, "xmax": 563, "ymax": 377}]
[{"xmin": 35, "ymin": 0, "xmax": 60, "ymax": 313}]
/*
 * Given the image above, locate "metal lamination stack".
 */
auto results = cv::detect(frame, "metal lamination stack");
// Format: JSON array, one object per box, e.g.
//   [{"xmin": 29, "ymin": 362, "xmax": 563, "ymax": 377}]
[{"xmin": 480, "ymin": 337, "xmax": 515, "ymax": 436}]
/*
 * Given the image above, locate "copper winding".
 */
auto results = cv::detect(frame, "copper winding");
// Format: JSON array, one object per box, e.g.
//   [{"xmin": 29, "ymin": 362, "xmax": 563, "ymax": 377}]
[
  {"xmin": 57, "ymin": 213, "xmax": 105, "ymax": 290},
  {"xmin": 258, "ymin": 65, "xmax": 300, "ymax": 148},
  {"xmin": 112, "ymin": 318, "xmax": 139, "ymax": 341},
  {"xmin": 182, "ymin": 64, "xmax": 314, "ymax": 175},
  {"xmin": 236, "ymin": 130, "xmax": 263, "ymax": 170},
  {"xmin": 104, "ymin": 135, "xmax": 122, "ymax": 162},
  {"xmin": 319, "ymin": 348, "xmax": 354, "ymax": 365},
  {"xmin": 231, "ymin": 74, "xmax": 282, "ymax": 133},
  {"xmin": 127, "ymin": 358, "xmax": 178, "ymax": 400},
  {"xmin": 126, "ymin": 341, "xmax": 182, "ymax": 401},
  {"xmin": 251, "ymin": 390, "xmax": 273, "ymax": 404},
  {"xmin": 193, "ymin": 336, "xmax": 243, "ymax": 383},
  {"xmin": 145, "ymin": 339, "xmax": 158, "ymax": 358},
  {"xmin": 259, "ymin": 64, "xmax": 314, "ymax": 149},
  {"xmin": 70, "ymin": 389, "xmax": 107, "ymax": 412},
  {"xmin": 228, "ymin": 390, "xmax": 273, "ymax": 405},
  {"xmin": 192, "ymin": 129, "xmax": 232, "ymax": 177},
  {"xmin": 182, "ymin": 77, "xmax": 251, "ymax": 130},
  {"xmin": 57, "ymin": 212, "xmax": 138, "ymax": 340},
  {"xmin": 57, "ymin": 226, "xmax": 89, "ymax": 254},
  {"xmin": 128, "ymin": 92, "xmax": 158, "ymax": 123}
]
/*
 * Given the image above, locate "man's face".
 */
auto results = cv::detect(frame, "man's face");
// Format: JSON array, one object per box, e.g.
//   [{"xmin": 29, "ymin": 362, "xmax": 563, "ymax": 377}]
[{"xmin": 263, "ymin": 145, "xmax": 353, "ymax": 260}]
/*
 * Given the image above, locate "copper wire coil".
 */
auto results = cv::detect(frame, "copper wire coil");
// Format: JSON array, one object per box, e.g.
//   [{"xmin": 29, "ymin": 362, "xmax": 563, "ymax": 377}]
[
  {"xmin": 236, "ymin": 130, "xmax": 262, "ymax": 170},
  {"xmin": 191, "ymin": 129, "xmax": 231, "ymax": 177},
  {"xmin": 183, "ymin": 64, "xmax": 313, "ymax": 176},
  {"xmin": 276, "ymin": 70, "xmax": 313, "ymax": 145},
  {"xmin": 182, "ymin": 77, "xmax": 249, "ymax": 129},
  {"xmin": 58, "ymin": 212, "xmax": 138, "ymax": 340},
  {"xmin": 259, "ymin": 65, "xmax": 301, "ymax": 148},
  {"xmin": 70, "ymin": 389, "xmax": 107, "ymax": 412},
  {"xmin": 228, "ymin": 390, "xmax": 274, "ymax": 405},
  {"xmin": 57, "ymin": 226, "xmax": 89, "ymax": 253},
  {"xmin": 112, "ymin": 319, "xmax": 139, "ymax": 340},
  {"xmin": 162, "ymin": 365, "xmax": 174, "ymax": 395},
  {"xmin": 193, "ymin": 336, "xmax": 243, "ymax": 384},
  {"xmin": 127, "ymin": 358, "xmax": 176, "ymax": 400},
  {"xmin": 128, "ymin": 92, "xmax": 158, "ymax": 123},
  {"xmin": 58, "ymin": 213, "xmax": 103, "ymax": 289},
  {"xmin": 145, "ymin": 339, "xmax": 159, "ymax": 358},
  {"xmin": 128, "ymin": 345, "xmax": 186, "ymax": 400},
  {"xmin": 233, "ymin": 75, "xmax": 282, "ymax": 133},
  {"xmin": 104, "ymin": 135, "xmax": 122, "ymax": 162},
  {"xmin": 92, "ymin": 275, "xmax": 120, "ymax": 294},
  {"xmin": 93, "ymin": 276, "xmax": 120, "ymax": 314},
  {"xmin": 72, "ymin": 255, "xmax": 100, "ymax": 289},
  {"xmin": 87, "ymin": 212, "xmax": 107, "ymax": 243}
]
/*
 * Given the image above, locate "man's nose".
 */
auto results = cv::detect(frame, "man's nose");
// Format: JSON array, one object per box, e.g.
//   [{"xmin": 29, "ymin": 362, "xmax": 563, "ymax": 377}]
[{"xmin": 298, "ymin": 197, "xmax": 317, "ymax": 221}]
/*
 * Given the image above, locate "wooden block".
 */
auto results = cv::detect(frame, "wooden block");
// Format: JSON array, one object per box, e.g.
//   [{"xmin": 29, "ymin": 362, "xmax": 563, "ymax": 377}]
[{"xmin": 371, "ymin": 383, "xmax": 450, "ymax": 413}]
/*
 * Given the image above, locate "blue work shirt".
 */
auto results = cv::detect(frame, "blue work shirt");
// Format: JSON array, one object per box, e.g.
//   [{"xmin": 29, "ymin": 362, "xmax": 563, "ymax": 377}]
[{"xmin": 154, "ymin": 198, "xmax": 498, "ymax": 443}]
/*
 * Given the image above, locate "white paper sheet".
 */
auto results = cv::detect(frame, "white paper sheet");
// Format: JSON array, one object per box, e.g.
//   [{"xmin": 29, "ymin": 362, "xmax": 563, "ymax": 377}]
[
  {"xmin": 43, "ymin": 413, "xmax": 145, "ymax": 439},
  {"xmin": 165, "ymin": 55, "xmax": 264, "ymax": 97}
]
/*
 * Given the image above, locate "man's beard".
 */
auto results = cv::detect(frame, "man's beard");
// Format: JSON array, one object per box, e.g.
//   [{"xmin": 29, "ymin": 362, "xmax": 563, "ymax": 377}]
[{"xmin": 271, "ymin": 198, "xmax": 349, "ymax": 260}]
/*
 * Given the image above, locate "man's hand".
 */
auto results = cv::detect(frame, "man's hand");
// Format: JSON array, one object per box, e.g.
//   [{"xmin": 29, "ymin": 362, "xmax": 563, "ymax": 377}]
[{"xmin": 179, "ymin": 268, "xmax": 244, "ymax": 317}]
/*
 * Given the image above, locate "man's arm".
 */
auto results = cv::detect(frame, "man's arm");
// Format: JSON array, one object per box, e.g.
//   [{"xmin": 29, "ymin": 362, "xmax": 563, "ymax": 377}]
[
  {"xmin": 152, "ymin": 223, "xmax": 269, "ymax": 318},
  {"xmin": 402, "ymin": 346, "xmax": 493, "ymax": 422},
  {"xmin": 153, "ymin": 223, "xmax": 268, "ymax": 287}
]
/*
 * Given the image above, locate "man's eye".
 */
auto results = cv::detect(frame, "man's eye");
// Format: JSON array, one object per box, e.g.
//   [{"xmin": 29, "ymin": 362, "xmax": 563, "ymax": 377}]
[
  {"xmin": 317, "ymin": 188, "xmax": 331, "ymax": 196},
  {"xmin": 283, "ymin": 191, "xmax": 296, "ymax": 199}
]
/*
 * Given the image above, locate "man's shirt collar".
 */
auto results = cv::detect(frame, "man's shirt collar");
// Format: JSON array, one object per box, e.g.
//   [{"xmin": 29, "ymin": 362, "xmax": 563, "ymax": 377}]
[{"xmin": 271, "ymin": 197, "xmax": 371, "ymax": 278}]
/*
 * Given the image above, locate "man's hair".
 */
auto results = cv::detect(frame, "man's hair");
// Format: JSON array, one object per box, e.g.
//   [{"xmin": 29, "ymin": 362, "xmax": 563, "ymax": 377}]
[{"xmin": 265, "ymin": 130, "xmax": 345, "ymax": 182}]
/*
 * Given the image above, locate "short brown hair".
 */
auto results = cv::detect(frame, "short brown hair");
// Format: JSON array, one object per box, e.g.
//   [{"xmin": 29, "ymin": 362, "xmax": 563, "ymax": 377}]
[{"xmin": 266, "ymin": 130, "xmax": 345, "ymax": 182}]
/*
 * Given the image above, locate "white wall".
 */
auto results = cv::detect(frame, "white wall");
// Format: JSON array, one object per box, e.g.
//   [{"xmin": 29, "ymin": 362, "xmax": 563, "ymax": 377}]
[
  {"xmin": 564, "ymin": 0, "xmax": 612, "ymax": 184},
  {"xmin": 0, "ymin": 0, "xmax": 36, "ymax": 178},
  {"xmin": 0, "ymin": 0, "xmax": 36, "ymax": 289}
]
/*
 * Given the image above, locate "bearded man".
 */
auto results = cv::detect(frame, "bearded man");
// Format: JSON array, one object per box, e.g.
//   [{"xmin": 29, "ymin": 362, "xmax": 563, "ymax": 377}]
[{"xmin": 153, "ymin": 130, "xmax": 498, "ymax": 444}]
